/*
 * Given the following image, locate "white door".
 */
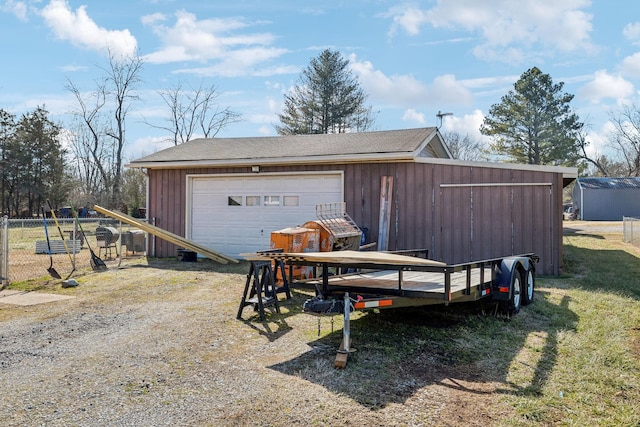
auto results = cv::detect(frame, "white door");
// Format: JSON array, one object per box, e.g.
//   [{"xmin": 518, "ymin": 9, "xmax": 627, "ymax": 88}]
[{"xmin": 188, "ymin": 172, "xmax": 343, "ymax": 256}]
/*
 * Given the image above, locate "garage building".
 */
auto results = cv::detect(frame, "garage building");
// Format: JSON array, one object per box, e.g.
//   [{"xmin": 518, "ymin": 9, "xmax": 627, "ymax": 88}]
[
  {"xmin": 572, "ymin": 177, "xmax": 640, "ymax": 220},
  {"xmin": 128, "ymin": 127, "xmax": 577, "ymax": 275}
]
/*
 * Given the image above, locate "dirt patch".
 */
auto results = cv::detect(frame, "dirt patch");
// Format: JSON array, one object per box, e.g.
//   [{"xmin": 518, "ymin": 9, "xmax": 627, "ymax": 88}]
[
  {"xmin": 0, "ymin": 257, "xmax": 521, "ymax": 426},
  {"xmin": 563, "ymin": 220, "xmax": 623, "ymax": 235}
]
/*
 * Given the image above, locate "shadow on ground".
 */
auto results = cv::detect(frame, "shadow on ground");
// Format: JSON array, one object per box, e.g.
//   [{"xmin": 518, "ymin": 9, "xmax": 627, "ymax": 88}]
[
  {"xmin": 258, "ymin": 234, "xmax": 636, "ymax": 409},
  {"xmin": 267, "ymin": 290, "xmax": 577, "ymax": 409}
]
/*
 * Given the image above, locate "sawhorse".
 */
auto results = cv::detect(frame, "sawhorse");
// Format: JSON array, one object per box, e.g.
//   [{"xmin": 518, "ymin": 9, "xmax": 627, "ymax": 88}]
[{"xmin": 237, "ymin": 255, "xmax": 290, "ymax": 321}]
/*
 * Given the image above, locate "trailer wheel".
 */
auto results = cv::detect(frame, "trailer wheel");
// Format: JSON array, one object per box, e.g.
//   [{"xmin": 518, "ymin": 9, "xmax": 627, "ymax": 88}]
[
  {"xmin": 522, "ymin": 268, "xmax": 535, "ymax": 306},
  {"xmin": 500, "ymin": 269, "xmax": 522, "ymax": 316}
]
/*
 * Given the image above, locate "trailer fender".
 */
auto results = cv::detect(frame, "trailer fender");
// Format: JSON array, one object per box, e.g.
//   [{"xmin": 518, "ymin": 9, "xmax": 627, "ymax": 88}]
[{"xmin": 492, "ymin": 256, "xmax": 532, "ymax": 302}]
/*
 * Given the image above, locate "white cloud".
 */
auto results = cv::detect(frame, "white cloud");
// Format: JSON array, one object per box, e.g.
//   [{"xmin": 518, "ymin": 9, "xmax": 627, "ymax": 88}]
[
  {"xmin": 621, "ymin": 52, "xmax": 640, "ymax": 78},
  {"xmin": 141, "ymin": 12, "xmax": 166, "ymax": 27},
  {"xmin": 59, "ymin": 64, "xmax": 89, "ymax": 73},
  {"xmin": 583, "ymin": 121, "xmax": 618, "ymax": 159},
  {"xmin": 126, "ymin": 135, "xmax": 174, "ymax": 160},
  {"xmin": 173, "ymin": 48, "xmax": 293, "ymax": 78},
  {"xmin": 440, "ymin": 109, "xmax": 490, "ymax": 145},
  {"xmin": 257, "ymin": 125, "xmax": 272, "ymax": 135},
  {"xmin": 578, "ymin": 70, "xmax": 634, "ymax": 104},
  {"xmin": 623, "ymin": 22, "xmax": 640, "ymax": 44},
  {"xmin": 40, "ymin": 0, "xmax": 137, "ymax": 57},
  {"xmin": 458, "ymin": 75, "xmax": 517, "ymax": 90},
  {"xmin": 2, "ymin": 0, "xmax": 28, "ymax": 21},
  {"xmin": 143, "ymin": 10, "xmax": 280, "ymax": 65},
  {"xmin": 402, "ymin": 108, "xmax": 425, "ymax": 124},
  {"xmin": 388, "ymin": 5, "xmax": 428, "ymax": 36},
  {"xmin": 387, "ymin": 0, "xmax": 594, "ymax": 63},
  {"xmin": 141, "ymin": 9, "xmax": 293, "ymax": 77},
  {"xmin": 348, "ymin": 54, "xmax": 473, "ymax": 107}
]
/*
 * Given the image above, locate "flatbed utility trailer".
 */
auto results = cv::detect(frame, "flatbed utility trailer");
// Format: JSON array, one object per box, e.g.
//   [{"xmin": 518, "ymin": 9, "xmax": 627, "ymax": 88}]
[{"xmin": 249, "ymin": 250, "xmax": 538, "ymax": 368}]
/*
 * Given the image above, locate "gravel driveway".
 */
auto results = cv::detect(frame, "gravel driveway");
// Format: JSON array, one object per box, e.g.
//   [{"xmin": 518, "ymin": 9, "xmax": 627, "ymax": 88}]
[
  {"xmin": 563, "ymin": 220, "xmax": 623, "ymax": 235},
  {"xmin": 2, "ymin": 258, "xmax": 495, "ymax": 427},
  {"xmin": 0, "ymin": 261, "xmax": 319, "ymax": 426}
]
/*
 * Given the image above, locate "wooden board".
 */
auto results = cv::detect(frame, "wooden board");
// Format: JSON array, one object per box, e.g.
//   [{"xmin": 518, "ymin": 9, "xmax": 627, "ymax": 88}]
[
  {"xmin": 306, "ymin": 268, "xmax": 491, "ymax": 293},
  {"xmin": 242, "ymin": 249, "xmax": 446, "ymax": 267},
  {"xmin": 93, "ymin": 205, "xmax": 238, "ymax": 264},
  {"xmin": 377, "ymin": 176, "xmax": 393, "ymax": 251}
]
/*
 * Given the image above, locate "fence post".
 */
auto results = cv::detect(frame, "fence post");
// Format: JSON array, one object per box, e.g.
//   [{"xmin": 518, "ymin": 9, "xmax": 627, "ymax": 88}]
[{"xmin": 1, "ymin": 215, "xmax": 8, "ymax": 289}]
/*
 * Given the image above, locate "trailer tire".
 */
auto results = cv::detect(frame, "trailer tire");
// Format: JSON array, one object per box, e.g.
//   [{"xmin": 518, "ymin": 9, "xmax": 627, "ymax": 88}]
[
  {"xmin": 522, "ymin": 268, "xmax": 535, "ymax": 306},
  {"xmin": 500, "ymin": 268, "xmax": 522, "ymax": 316}
]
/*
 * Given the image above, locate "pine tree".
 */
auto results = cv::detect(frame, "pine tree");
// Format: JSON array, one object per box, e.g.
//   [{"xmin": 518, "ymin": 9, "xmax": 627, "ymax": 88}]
[
  {"xmin": 481, "ymin": 67, "xmax": 583, "ymax": 166},
  {"xmin": 276, "ymin": 49, "xmax": 374, "ymax": 135}
]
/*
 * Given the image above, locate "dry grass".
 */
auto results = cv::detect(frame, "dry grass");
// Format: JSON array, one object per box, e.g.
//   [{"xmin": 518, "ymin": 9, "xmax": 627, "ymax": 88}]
[{"xmin": 1, "ymin": 229, "xmax": 639, "ymax": 426}]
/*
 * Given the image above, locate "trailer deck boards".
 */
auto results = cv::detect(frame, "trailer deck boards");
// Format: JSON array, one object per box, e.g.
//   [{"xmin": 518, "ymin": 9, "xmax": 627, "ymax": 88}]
[
  {"xmin": 245, "ymin": 249, "xmax": 502, "ymax": 302},
  {"xmin": 307, "ymin": 268, "xmax": 492, "ymax": 294}
]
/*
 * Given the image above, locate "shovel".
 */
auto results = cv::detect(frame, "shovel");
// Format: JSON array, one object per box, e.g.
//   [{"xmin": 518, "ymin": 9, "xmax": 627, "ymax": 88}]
[
  {"xmin": 42, "ymin": 207, "xmax": 61, "ymax": 279},
  {"xmin": 47, "ymin": 200, "xmax": 75, "ymax": 279},
  {"xmin": 71, "ymin": 205, "xmax": 107, "ymax": 272}
]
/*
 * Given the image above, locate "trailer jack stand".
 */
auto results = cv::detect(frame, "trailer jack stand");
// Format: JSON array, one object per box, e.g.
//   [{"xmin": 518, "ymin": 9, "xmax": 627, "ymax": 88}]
[{"xmin": 335, "ymin": 292, "xmax": 356, "ymax": 369}]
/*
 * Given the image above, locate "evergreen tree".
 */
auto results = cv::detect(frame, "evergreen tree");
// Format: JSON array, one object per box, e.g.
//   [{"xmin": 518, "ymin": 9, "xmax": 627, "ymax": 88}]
[
  {"xmin": 5, "ymin": 106, "xmax": 68, "ymax": 216},
  {"xmin": 481, "ymin": 67, "xmax": 583, "ymax": 166},
  {"xmin": 276, "ymin": 49, "xmax": 374, "ymax": 135},
  {"xmin": 0, "ymin": 109, "xmax": 17, "ymax": 215}
]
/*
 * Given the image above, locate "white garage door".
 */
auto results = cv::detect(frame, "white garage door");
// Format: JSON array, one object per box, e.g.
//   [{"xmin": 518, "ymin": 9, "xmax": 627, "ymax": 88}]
[{"xmin": 188, "ymin": 172, "xmax": 343, "ymax": 257}]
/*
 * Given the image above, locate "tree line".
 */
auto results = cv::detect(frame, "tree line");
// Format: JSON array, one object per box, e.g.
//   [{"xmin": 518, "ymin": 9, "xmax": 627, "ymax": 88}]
[
  {"xmin": 0, "ymin": 107, "xmax": 67, "ymax": 217},
  {"xmin": 279, "ymin": 53, "xmax": 640, "ymax": 178},
  {"xmin": 0, "ymin": 50, "xmax": 240, "ymax": 218},
  {"xmin": 2, "ymin": 48, "xmax": 640, "ymax": 217}
]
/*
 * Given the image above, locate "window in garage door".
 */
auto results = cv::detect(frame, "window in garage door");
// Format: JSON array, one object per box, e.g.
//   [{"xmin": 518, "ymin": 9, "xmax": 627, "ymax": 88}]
[
  {"xmin": 264, "ymin": 195, "xmax": 280, "ymax": 206},
  {"xmin": 284, "ymin": 196, "xmax": 299, "ymax": 206},
  {"xmin": 228, "ymin": 196, "xmax": 242, "ymax": 206},
  {"xmin": 246, "ymin": 196, "xmax": 260, "ymax": 206},
  {"xmin": 227, "ymin": 195, "xmax": 300, "ymax": 207}
]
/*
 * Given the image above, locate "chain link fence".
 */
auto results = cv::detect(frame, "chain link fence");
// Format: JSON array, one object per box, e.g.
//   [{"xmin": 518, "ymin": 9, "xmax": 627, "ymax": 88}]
[
  {"xmin": 0, "ymin": 216, "xmax": 149, "ymax": 286},
  {"xmin": 623, "ymin": 216, "xmax": 640, "ymax": 247},
  {"xmin": 1, "ymin": 216, "xmax": 8, "ymax": 288}
]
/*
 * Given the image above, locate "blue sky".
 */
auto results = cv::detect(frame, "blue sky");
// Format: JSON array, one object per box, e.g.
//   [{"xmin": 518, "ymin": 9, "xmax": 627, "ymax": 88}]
[{"xmin": 1, "ymin": 0, "xmax": 639, "ymax": 162}]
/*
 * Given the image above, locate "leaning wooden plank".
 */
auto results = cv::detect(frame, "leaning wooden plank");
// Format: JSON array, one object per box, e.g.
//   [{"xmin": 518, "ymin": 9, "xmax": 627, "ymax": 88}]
[
  {"xmin": 241, "ymin": 250, "xmax": 446, "ymax": 267},
  {"xmin": 93, "ymin": 205, "xmax": 238, "ymax": 264},
  {"xmin": 94, "ymin": 205, "xmax": 237, "ymax": 264}
]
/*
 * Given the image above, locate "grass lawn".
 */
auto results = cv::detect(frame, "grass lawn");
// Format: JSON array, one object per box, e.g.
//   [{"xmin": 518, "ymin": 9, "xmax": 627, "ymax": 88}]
[
  {"xmin": 506, "ymin": 231, "xmax": 640, "ymax": 426},
  {"xmin": 257, "ymin": 230, "xmax": 640, "ymax": 425}
]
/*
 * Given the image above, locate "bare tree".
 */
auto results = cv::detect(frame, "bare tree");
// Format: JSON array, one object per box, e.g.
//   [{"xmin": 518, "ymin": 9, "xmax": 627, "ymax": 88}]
[
  {"xmin": 607, "ymin": 104, "xmax": 640, "ymax": 176},
  {"xmin": 66, "ymin": 50, "xmax": 144, "ymax": 208},
  {"xmin": 64, "ymin": 118, "xmax": 108, "ymax": 206},
  {"xmin": 65, "ymin": 79, "xmax": 111, "ymax": 204},
  {"xmin": 149, "ymin": 80, "xmax": 241, "ymax": 145},
  {"xmin": 102, "ymin": 51, "xmax": 144, "ymax": 207},
  {"xmin": 442, "ymin": 131, "xmax": 487, "ymax": 161},
  {"xmin": 575, "ymin": 129, "xmax": 611, "ymax": 176},
  {"xmin": 121, "ymin": 168, "xmax": 146, "ymax": 217}
]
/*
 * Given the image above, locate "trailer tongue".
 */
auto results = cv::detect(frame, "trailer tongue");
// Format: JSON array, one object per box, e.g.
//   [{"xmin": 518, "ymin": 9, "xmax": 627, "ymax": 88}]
[{"xmin": 246, "ymin": 250, "xmax": 538, "ymax": 368}]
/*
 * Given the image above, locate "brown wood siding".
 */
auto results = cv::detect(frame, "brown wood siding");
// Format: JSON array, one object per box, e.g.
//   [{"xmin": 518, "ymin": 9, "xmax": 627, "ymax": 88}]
[{"xmin": 145, "ymin": 161, "xmax": 564, "ymax": 275}]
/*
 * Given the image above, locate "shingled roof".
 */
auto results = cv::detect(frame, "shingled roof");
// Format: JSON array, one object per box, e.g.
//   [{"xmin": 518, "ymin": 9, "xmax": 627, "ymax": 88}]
[
  {"xmin": 128, "ymin": 127, "xmax": 449, "ymax": 168},
  {"xmin": 577, "ymin": 177, "xmax": 640, "ymax": 190}
]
